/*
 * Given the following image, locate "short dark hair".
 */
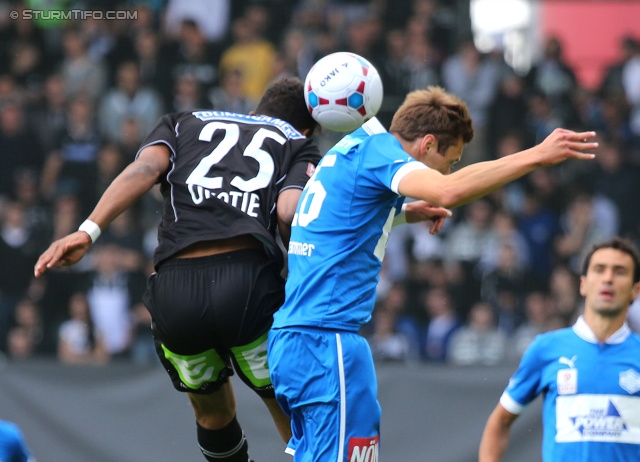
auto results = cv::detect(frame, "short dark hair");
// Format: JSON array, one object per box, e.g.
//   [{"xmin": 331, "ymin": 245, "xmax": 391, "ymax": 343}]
[
  {"xmin": 254, "ymin": 76, "xmax": 319, "ymax": 136},
  {"xmin": 582, "ymin": 237, "xmax": 640, "ymax": 283}
]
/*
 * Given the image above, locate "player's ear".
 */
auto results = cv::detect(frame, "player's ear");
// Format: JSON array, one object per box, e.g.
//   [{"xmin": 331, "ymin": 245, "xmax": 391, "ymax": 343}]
[
  {"xmin": 300, "ymin": 128, "xmax": 311, "ymax": 136},
  {"xmin": 421, "ymin": 134, "xmax": 438, "ymax": 156},
  {"xmin": 579, "ymin": 276, "xmax": 587, "ymax": 297},
  {"xmin": 248, "ymin": 110, "xmax": 255, "ymax": 115}
]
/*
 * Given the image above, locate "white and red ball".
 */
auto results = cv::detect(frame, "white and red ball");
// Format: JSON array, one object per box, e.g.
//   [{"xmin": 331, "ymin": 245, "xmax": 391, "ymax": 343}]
[{"xmin": 304, "ymin": 52, "xmax": 384, "ymax": 132}]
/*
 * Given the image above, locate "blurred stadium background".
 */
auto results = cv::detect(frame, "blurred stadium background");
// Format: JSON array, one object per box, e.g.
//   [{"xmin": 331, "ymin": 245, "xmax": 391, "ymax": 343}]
[{"xmin": 1, "ymin": 0, "xmax": 639, "ymax": 460}]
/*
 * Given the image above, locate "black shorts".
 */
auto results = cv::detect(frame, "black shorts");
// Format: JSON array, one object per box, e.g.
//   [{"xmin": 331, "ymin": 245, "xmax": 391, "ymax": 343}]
[{"xmin": 143, "ymin": 249, "xmax": 284, "ymax": 396}]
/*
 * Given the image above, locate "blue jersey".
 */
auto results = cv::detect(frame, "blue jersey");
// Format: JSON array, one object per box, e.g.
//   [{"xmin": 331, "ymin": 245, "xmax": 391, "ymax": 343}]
[
  {"xmin": 0, "ymin": 420, "xmax": 32, "ymax": 462},
  {"xmin": 272, "ymin": 118, "xmax": 427, "ymax": 331},
  {"xmin": 500, "ymin": 317, "xmax": 640, "ymax": 461}
]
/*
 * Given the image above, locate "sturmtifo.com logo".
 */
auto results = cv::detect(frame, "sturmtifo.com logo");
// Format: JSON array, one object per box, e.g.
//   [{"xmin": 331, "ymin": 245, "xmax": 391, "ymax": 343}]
[{"xmin": 11, "ymin": 9, "xmax": 138, "ymax": 20}]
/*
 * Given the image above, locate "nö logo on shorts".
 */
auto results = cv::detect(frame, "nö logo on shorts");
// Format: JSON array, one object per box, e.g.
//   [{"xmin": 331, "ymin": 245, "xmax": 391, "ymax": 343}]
[{"xmin": 348, "ymin": 435, "xmax": 379, "ymax": 462}]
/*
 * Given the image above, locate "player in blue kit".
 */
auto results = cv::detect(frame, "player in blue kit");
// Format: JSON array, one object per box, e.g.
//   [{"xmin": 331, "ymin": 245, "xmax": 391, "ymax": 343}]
[
  {"xmin": 479, "ymin": 237, "xmax": 640, "ymax": 462},
  {"xmin": 267, "ymin": 86, "xmax": 599, "ymax": 461},
  {"xmin": 0, "ymin": 419, "xmax": 33, "ymax": 462}
]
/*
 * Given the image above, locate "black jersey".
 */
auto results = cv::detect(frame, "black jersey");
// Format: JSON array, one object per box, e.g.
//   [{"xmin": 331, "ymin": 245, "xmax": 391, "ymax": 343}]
[{"xmin": 137, "ymin": 110, "xmax": 321, "ymax": 269}]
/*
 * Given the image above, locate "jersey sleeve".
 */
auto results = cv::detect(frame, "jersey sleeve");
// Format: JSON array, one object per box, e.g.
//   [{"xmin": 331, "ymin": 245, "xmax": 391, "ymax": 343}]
[
  {"xmin": 500, "ymin": 335, "xmax": 546, "ymax": 414},
  {"xmin": 360, "ymin": 134, "xmax": 427, "ymax": 194},
  {"xmin": 280, "ymin": 138, "xmax": 322, "ymax": 192},
  {"xmin": 135, "ymin": 113, "xmax": 179, "ymax": 159}
]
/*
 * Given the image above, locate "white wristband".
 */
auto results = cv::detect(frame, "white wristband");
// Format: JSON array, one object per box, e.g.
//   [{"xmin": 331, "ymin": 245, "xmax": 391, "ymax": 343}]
[{"xmin": 78, "ymin": 219, "xmax": 101, "ymax": 244}]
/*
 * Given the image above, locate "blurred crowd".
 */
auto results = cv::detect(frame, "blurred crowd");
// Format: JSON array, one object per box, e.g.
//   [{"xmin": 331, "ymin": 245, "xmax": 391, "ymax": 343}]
[{"xmin": 1, "ymin": 0, "xmax": 640, "ymax": 367}]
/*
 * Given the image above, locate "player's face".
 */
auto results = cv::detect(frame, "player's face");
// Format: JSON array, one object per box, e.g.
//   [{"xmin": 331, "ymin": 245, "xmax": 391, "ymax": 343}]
[
  {"xmin": 580, "ymin": 248, "xmax": 640, "ymax": 318},
  {"xmin": 425, "ymin": 137, "xmax": 464, "ymax": 175}
]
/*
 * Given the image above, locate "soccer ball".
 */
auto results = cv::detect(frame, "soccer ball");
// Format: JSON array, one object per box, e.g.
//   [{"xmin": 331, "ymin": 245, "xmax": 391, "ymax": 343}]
[{"xmin": 304, "ymin": 52, "xmax": 383, "ymax": 132}]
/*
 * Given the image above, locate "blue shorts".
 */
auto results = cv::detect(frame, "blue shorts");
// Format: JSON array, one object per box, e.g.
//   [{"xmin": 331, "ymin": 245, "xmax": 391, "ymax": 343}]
[{"xmin": 268, "ymin": 327, "xmax": 381, "ymax": 461}]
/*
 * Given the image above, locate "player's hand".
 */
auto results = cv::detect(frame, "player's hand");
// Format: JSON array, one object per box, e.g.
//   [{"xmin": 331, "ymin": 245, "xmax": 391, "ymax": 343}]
[
  {"xmin": 34, "ymin": 231, "xmax": 92, "ymax": 277},
  {"xmin": 404, "ymin": 201, "xmax": 452, "ymax": 234},
  {"xmin": 536, "ymin": 129, "xmax": 597, "ymax": 167}
]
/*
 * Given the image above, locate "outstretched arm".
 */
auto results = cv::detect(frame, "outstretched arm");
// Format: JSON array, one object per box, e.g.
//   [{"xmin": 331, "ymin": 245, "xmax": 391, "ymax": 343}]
[
  {"xmin": 399, "ymin": 129, "xmax": 597, "ymax": 208},
  {"xmin": 478, "ymin": 404, "xmax": 519, "ymax": 462},
  {"xmin": 34, "ymin": 144, "xmax": 170, "ymax": 277}
]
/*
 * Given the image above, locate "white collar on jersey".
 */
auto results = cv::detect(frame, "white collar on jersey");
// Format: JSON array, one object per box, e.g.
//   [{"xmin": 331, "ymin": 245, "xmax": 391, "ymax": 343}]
[
  {"xmin": 573, "ymin": 315, "xmax": 632, "ymax": 344},
  {"xmin": 362, "ymin": 117, "xmax": 387, "ymax": 135}
]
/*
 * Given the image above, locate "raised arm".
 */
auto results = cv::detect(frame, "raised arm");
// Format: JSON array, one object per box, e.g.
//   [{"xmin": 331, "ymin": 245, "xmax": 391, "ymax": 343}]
[
  {"xmin": 34, "ymin": 144, "xmax": 170, "ymax": 276},
  {"xmin": 399, "ymin": 129, "xmax": 597, "ymax": 208},
  {"xmin": 478, "ymin": 404, "xmax": 519, "ymax": 462}
]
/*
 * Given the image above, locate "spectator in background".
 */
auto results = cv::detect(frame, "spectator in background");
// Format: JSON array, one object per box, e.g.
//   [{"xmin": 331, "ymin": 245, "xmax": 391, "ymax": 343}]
[
  {"xmin": 391, "ymin": 0, "xmax": 454, "ymax": 59},
  {"xmin": 117, "ymin": 116, "xmax": 146, "ymax": 159},
  {"xmin": 447, "ymin": 301, "xmax": 507, "ymax": 366},
  {"xmin": 342, "ymin": 12, "xmax": 384, "ymax": 67},
  {"xmin": 57, "ymin": 291, "xmax": 108, "ymax": 365},
  {"xmin": 441, "ymin": 39, "xmax": 502, "ymax": 166},
  {"xmin": 6, "ymin": 297, "xmax": 43, "ymax": 359},
  {"xmin": 40, "ymin": 95, "xmax": 102, "ymax": 216},
  {"xmin": 548, "ymin": 263, "xmax": 581, "ymax": 326},
  {"xmin": 621, "ymin": 35, "xmax": 640, "ymax": 153},
  {"xmin": 169, "ymin": 72, "xmax": 211, "ymax": 113},
  {"xmin": 219, "ymin": 15, "xmax": 277, "ymax": 105},
  {"xmin": 58, "ymin": 26, "xmax": 107, "ymax": 102},
  {"xmin": 8, "ymin": 39, "xmax": 48, "ymax": 102},
  {"xmin": 0, "ymin": 100, "xmax": 45, "ymax": 199},
  {"xmin": 160, "ymin": 19, "xmax": 223, "ymax": 108},
  {"xmin": 444, "ymin": 198, "xmax": 497, "ymax": 317},
  {"xmin": 480, "ymin": 242, "xmax": 528, "ymax": 336},
  {"xmin": 486, "ymin": 73, "xmax": 528, "ymax": 156},
  {"xmin": 554, "ymin": 189, "xmax": 619, "ymax": 275},
  {"xmin": 83, "ymin": 243, "xmax": 147, "ymax": 360},
  {"xmin": 378, "ymin": 28, "xmax": 410, "ymax": 108},
  {"xmin": 524, "ymin": 91, "xmax": 564, "ymax": 148},
  {"xmin": 0, "ymin": 202, "xmax": 41, "ymax": 353},
  {"xmin": 163, "ymin": 0, "xmax": 231, "ymax": 44},
  {"xmin": 94, "ymin": 143, "xmax": 125, "ymax": 200},
  {"xmin": 11, "ymin": 168, "xmax": 52, "ymax": 255},
  {"xmin": 598, "ymin": 94, "xmax": 634, "ymax": 152},
  {"xmin": 486, "ymin": 132, "xmax": 528, "ymax": 215},
  {"xmin": 276, "ymin": 27, "xmax": 308, "ymax": 80},
  {"xmin": 133, "ymin": 28, "xmax": 163, "ymax": 93},
  {"xmin": 402, "ymin": 17, "xmax": 442, "ymax": 92},
  {"xmin": 599, "ymin": 35, "xmax": 639, "ymax": 100},
  {"xmin": 577, "ymin": 136, "xmax": 640, "ymax": 242},
  {"xmin": 98, "ymin": 60, "xmax": 164, "ymax": 145},
  {"xmin": 525, "ymin": 167, "xmax": 567, "ymax": 217},
  {"xmin": 516, "ymin": 186, "xmax": 560, "ymax": 290},
  {"xmin": 49, "ymin": 191, "xmax": 81, "ymax": 244},
  {"xmin": 28, "ymin": 72, "xmax": 67, "ymax": 154},
  {"xmin": 510, "ymin": 290, "xmax": 551, "ymax": 361},
  {"xmin": 208, "ymin": 68, "xmax": 253, "ymax": 114},
  {"xmin": 422, "ymin": 286, "xmax": 461, "ymax": 362},
  {"xmin": 368, "ymin": 307, "xmax": 412, "ymax": 362},
  {"xmin": 525, "ymin": 36, "xmax": 578, "ymax": 127},
  {"xmin": 100, "ymin": 209, "xmax": 146, "ymax": 273},
  {"xmin": 479, "ymin": 210, "xmax": 530, "ymax": 275},
  {"xmin": 370, "ymin": 281, "xmax": 422, "ymax": 360}
]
